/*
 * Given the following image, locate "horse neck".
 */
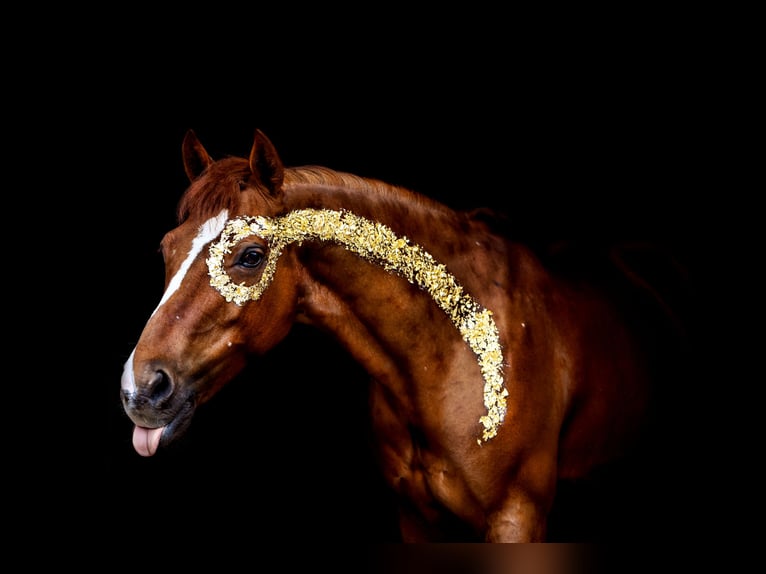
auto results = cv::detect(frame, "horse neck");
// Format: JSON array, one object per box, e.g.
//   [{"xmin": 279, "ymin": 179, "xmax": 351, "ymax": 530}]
[{"xmin": 282, "ymin": 178, "xmax": 508, "ymax": 390}]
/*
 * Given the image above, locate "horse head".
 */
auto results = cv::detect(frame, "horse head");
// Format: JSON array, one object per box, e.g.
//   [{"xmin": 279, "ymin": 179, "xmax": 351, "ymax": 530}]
[{"xmin": 121, "ymin": 129, "xmax": 299, "ymax": 456}]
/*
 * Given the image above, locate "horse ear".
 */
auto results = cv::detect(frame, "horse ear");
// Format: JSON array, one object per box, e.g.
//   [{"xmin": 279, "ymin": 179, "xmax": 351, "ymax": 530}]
[
  {"xmin": 182, "ymin": 129, "xmax": 213, "ymax": 182},
  {"xmin": 249, "ymin": 129, "xmax": 285, "ymax": 196}
]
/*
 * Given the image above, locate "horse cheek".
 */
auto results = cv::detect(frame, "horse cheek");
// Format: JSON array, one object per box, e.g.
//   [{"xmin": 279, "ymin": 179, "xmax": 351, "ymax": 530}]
[{"xmin": 240, "ymin": 286, "xmax": 298, "ymax": 355}]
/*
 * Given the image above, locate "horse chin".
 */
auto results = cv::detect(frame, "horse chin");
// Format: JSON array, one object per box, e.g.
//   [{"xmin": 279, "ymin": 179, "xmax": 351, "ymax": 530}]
[{"xmin": 131, "ymin": 399, "xmax": 195, "ymax": 457}]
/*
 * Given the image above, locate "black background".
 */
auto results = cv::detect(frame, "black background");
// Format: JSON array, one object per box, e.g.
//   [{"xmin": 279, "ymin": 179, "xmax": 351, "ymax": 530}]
[{"xmin": 17, "ymin": 10, "xmax": 745, "ymax": 564}]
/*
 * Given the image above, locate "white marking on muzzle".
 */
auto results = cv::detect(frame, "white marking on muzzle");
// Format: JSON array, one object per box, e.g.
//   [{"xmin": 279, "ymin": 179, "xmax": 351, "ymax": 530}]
[
  {"xmin": 121, "ymin": 349, "xmax": 137, "ymax": 393},
  {"xmin": 121, "ymin": 210, "xmax": 230, "ymax": 392}
]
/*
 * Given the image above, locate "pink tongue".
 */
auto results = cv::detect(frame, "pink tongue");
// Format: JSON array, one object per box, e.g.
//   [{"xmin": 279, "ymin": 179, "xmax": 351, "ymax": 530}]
[{"xmin": 132, "ymin": 425, "xmax": 164, "ymax": 457}]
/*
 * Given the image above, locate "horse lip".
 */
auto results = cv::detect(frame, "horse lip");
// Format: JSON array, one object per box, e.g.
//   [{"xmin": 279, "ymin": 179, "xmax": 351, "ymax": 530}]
[
  {"xmin": 127, "ymin": 395, "xmax": 196, "ymax": 454},
  {"xmin": 155, "ymin": 398, "xmax": 196, "ymax": 451}
]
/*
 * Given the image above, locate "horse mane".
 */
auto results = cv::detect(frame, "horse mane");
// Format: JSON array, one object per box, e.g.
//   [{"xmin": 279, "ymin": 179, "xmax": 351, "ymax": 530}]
[
  {"xmin": 285, "ymin": 165, "xmax": 397, "ymax": 195},
  {"xmin": 177, "ymin": 157, "xmax": 458, "ymax": 225},
  {"xmin": 174, "ymin": 155, "xmax": 614, "ymax": 274}
]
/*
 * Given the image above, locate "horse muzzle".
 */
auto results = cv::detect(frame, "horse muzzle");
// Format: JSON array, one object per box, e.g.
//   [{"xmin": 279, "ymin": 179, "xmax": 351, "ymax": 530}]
[{"xmin": 120, "ymin": 353, "xmax": 197, "ymax": 456}]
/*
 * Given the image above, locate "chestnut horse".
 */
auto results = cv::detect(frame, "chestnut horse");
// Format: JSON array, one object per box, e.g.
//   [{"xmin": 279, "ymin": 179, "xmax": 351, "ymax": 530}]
[{"xmin": 120, "ymin": 129, "xmax": 686, "ymax": 541}]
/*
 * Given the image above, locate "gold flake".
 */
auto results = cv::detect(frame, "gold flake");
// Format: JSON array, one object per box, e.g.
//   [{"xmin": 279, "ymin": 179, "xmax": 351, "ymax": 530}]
[{"xmin": 207, "ymin": 209, "xmax": 508, "ymax": 443}]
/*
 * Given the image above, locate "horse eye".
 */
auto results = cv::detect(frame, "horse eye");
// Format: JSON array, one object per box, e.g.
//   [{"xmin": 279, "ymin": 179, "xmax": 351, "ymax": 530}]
[{"xmin": 238, "ymin": 247, "xmax": 265, "ymax": 269}]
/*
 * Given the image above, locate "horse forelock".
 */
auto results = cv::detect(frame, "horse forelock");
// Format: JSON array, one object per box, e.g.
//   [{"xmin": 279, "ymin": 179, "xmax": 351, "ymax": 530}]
[{"xmin": 177, "ymin": 157, "xmax": 250, "ymax": 224}]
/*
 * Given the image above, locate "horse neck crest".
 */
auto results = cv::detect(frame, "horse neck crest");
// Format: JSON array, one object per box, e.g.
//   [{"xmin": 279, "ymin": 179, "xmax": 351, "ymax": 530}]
[{"xmin": 206, "ymin": 208, "xmax": 508, "ymax": 443}]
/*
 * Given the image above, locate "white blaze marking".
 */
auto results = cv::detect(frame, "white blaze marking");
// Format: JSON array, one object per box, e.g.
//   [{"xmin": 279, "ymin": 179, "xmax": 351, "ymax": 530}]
[
  {"xmin": 151, "ymin": 209, "xmax": 230, "ymax": 318},
  {"xmin": 121, "ymin": 349, "xmax": 137, "ymax": 393},
  {"xmin": 121, "ymin": 210, "xmax": 229, "ymax": 392}
]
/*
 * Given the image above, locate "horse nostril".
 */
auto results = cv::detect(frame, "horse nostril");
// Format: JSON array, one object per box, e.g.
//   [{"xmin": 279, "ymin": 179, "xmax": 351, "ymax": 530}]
[
  {"xmin": 122, "ymin": 369, "xmax": 175, "ymax": 411},
  {"xmin": 145, "ymin": 369, "xmax": 173, "ymax": 405}
]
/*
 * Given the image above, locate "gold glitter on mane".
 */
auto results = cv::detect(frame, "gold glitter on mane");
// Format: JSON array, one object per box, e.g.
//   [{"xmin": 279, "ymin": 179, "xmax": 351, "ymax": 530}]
[{"xmin": 206, "ymin": 208, "xmax": 508, "ymax": 443}]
